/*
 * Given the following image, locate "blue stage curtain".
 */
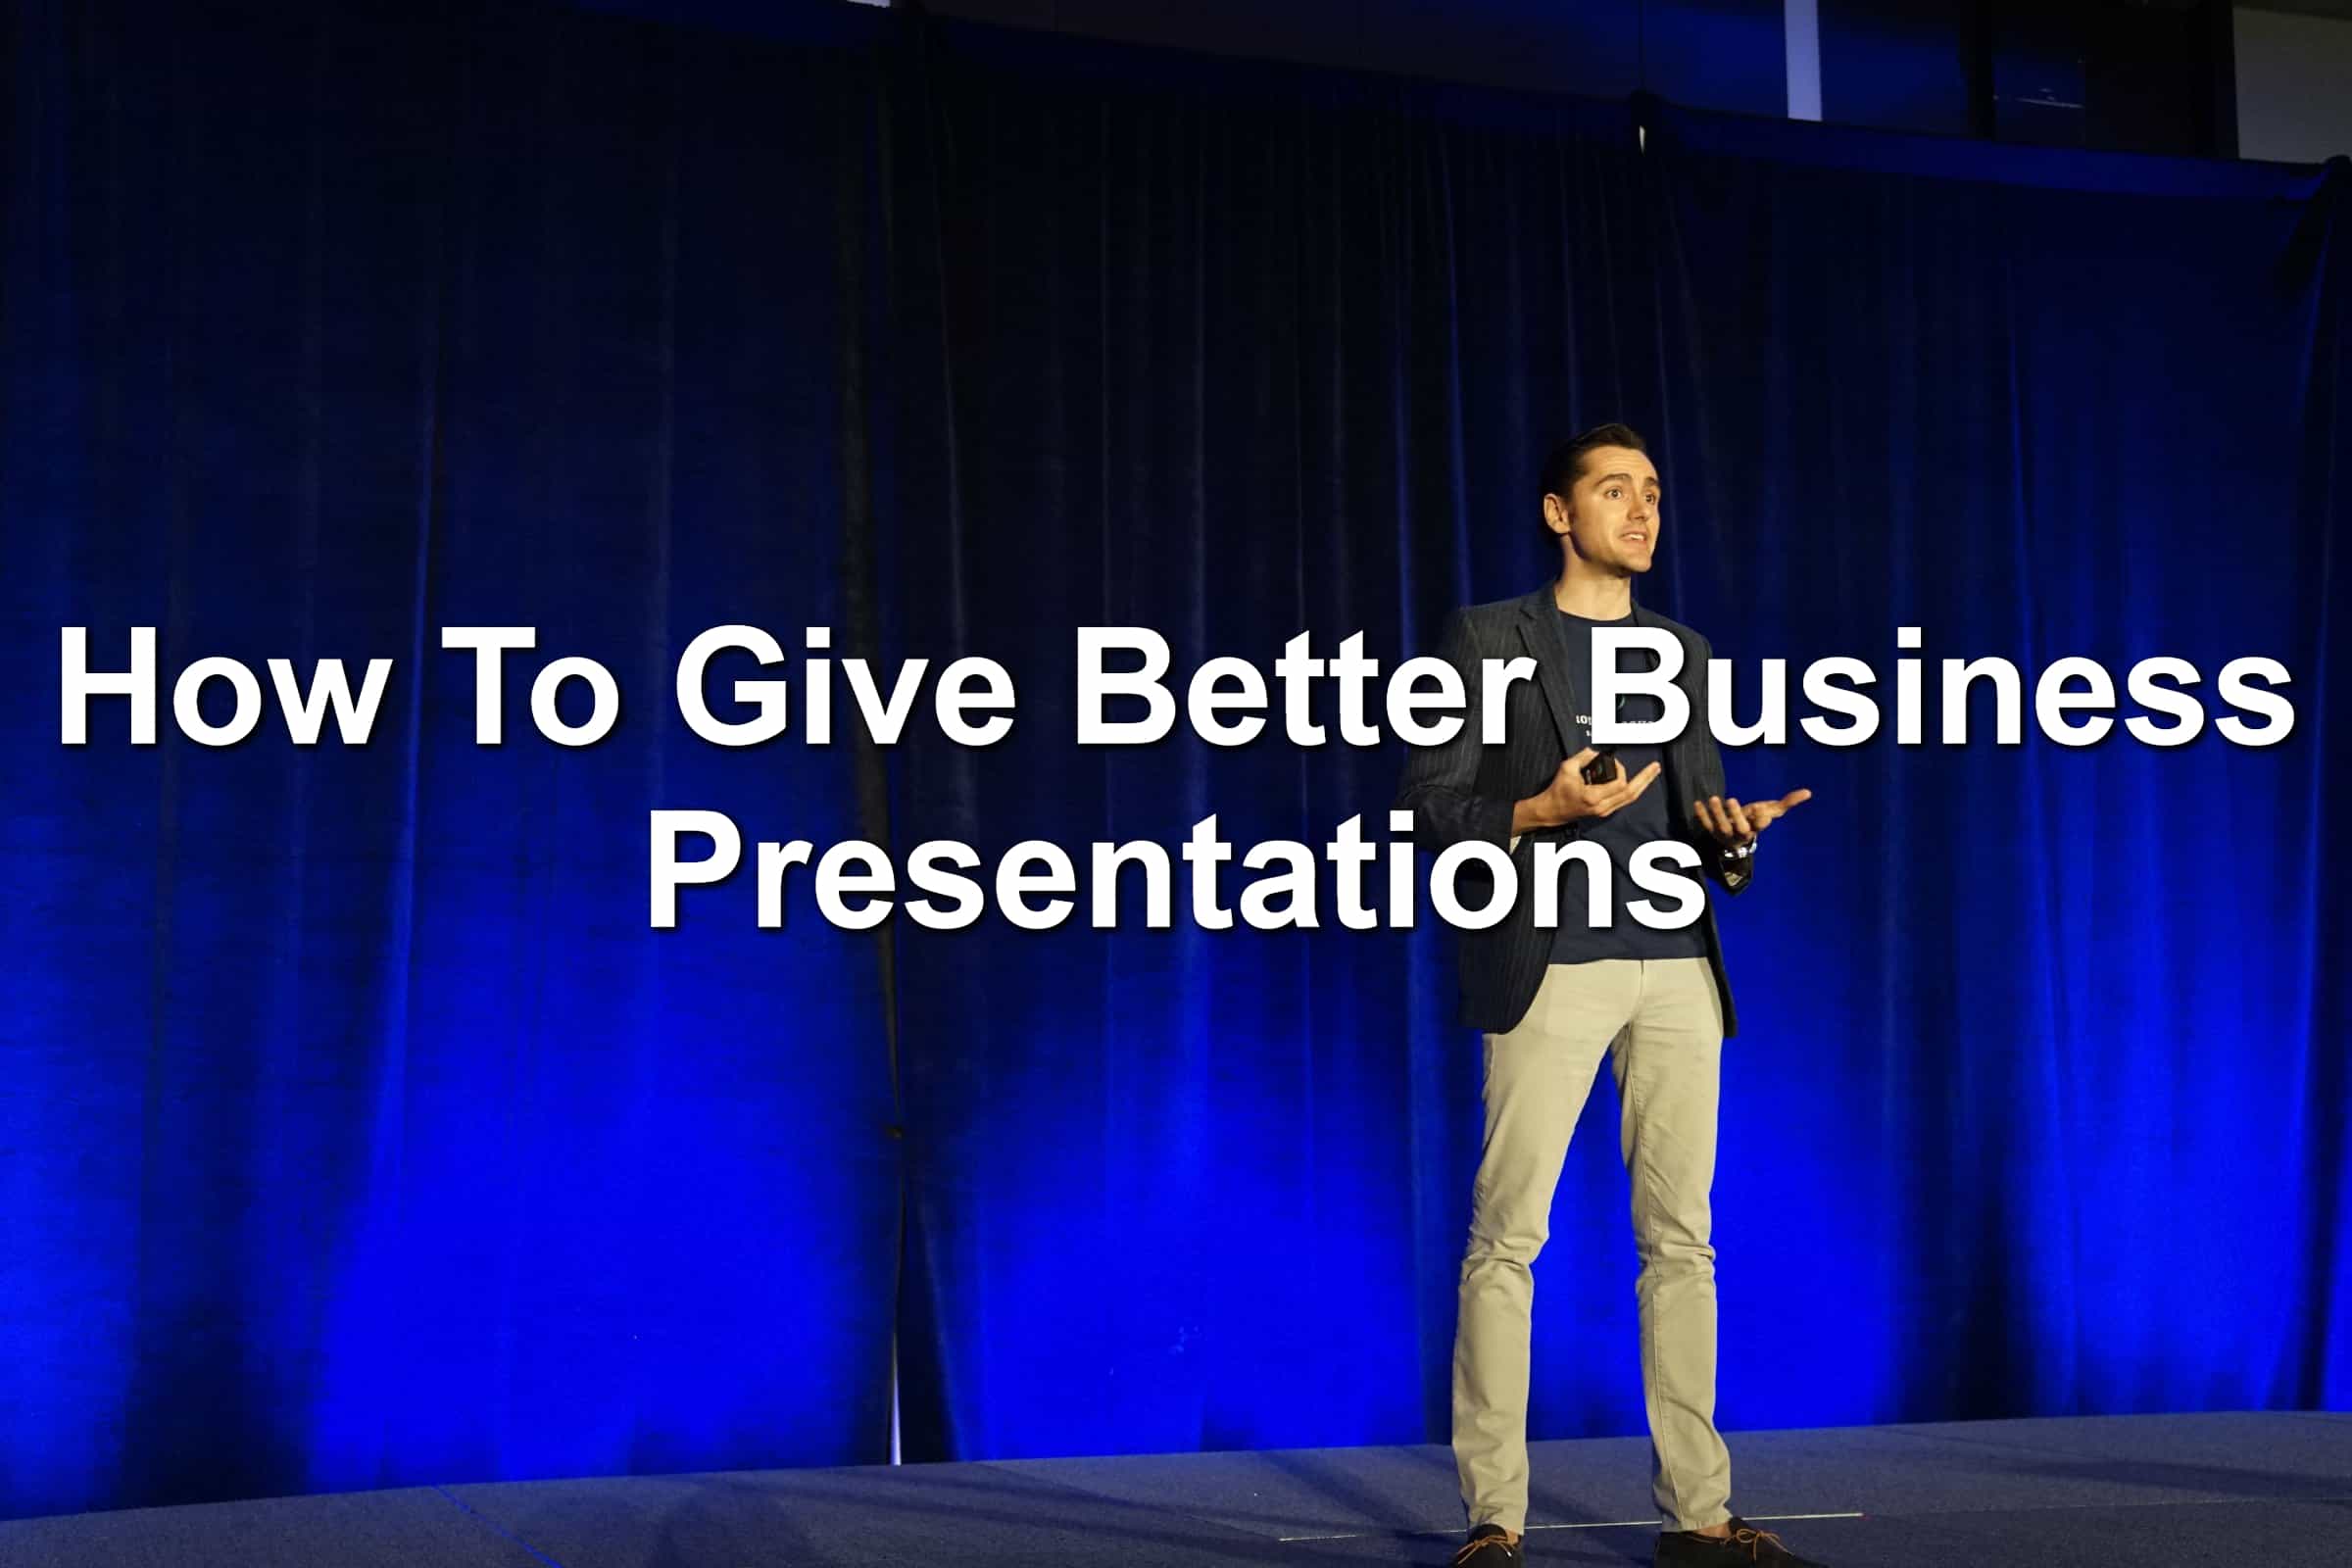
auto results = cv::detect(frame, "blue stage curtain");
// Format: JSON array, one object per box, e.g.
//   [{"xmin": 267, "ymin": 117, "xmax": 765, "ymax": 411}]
[
  {"xmin": 871, "ymin": 26, "xmax": 1681, "ymax": 1462},
  {"xmin": 869, "ymin": 29, "xmax": 2352, "ymax": 1460},
  {"xmin": 0, "ymin": 1, "xmax": 900, "ymax": 1518},
  {"xmin": 6, "ymin": 0, "xmax": 2349, "ymax": 1521},
  {"xmin": 1635, "ymin": 106, "xmax": 2352, "ymax": 1426}
]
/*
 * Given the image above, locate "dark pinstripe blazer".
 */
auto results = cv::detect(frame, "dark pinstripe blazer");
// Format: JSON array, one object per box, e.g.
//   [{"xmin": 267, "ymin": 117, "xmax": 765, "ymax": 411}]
[{"xmin": 1393, "ymin": 583, "xmax": 1754, "ymax": 1038}]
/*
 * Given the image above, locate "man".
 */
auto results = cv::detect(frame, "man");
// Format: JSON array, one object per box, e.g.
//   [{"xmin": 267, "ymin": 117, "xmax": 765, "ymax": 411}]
[{"xmin": 1395, "ymin": 423, "xmax": 1818, "ymax": 1567}]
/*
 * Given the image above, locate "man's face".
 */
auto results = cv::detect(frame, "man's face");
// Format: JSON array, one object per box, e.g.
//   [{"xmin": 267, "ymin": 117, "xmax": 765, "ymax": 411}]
[{"xmin": 1546, "ymin": 445, "xmax": 1661, "ymax": 574}]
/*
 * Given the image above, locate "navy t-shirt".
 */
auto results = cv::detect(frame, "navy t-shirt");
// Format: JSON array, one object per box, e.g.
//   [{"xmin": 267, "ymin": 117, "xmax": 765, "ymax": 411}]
[{"xmin": 1545, "ymin": 611, "xmax": 1709, "ymax": 964}]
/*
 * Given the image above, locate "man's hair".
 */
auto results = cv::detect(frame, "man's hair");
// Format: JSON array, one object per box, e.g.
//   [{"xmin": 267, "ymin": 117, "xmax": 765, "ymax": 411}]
[{"xmin": 1540, "ymin": 421, "xmax": 1649, "ymax": 503}]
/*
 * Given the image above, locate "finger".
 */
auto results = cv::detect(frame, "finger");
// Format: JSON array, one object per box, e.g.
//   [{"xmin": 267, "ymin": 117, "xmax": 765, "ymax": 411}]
[
  {"xmin": 1623, "ymin": 761, "xmax": 1662, "ymax": 802},
  {"xmin": 1725, "ymin": 798, "xmax": 1756, "ymax": 839},
  {"xmin": 1610, "ymin": 758, "xmax": 1628, "ymax": 787},
  {"xmin": 1777, "ymin": 788, "xmax": 1813, "ymax": 810},
  {"xmin": 1691, "ymin": 796, "xmax": 1722, "ymax": 840},
  {"xmin": 1747, "ymin": 803, "xmax": 1778, "ymax": 833},
  {"xmin": 1565, "ymin": 749, "xmax": 1597, "ymax": 774}
]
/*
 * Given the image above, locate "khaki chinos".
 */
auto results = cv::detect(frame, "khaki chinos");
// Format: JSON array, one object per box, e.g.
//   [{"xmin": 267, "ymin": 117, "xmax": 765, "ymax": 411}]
[{"xmin": 1450, "ymin": 954, "xmax": 1733, "ymax": 1537}]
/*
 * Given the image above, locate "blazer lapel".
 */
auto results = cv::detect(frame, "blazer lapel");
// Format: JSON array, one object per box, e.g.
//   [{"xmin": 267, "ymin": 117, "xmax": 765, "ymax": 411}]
[{"xmin": 1515, "ymin": 585, "xmax": 1584, "ymax": 758}]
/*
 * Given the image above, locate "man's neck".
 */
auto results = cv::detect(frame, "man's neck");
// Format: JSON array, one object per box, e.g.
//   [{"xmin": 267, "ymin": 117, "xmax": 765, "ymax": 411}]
[{"xmin": 1551, "ymin": 560, "xmax": 1634, "ymax": 619}]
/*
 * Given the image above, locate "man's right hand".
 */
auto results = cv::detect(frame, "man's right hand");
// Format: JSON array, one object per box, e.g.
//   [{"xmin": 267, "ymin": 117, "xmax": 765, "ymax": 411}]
[{"xmin": 1511, "ymin": 748, "xmax": 1662, "ymax": 834}]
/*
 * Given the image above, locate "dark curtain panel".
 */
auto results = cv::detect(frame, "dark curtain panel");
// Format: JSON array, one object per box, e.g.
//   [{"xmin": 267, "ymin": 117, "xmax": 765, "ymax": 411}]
[
  {"xmin": 873, "ymin": 26, "xmax": 1684, "ymax": 1462},
  {"xmin": 1, "ymin": 1, "xmax": 900, "ymax": 1519},
  {"xmin": 1637, "ymin": 107, "xmax": 2352, "ymax": 1422}
]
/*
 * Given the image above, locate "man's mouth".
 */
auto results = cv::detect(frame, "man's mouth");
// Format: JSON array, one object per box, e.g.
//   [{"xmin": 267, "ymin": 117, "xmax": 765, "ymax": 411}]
[{"xmin": 1621, "ymin": 530, "xmax": 1649, "ymax": 545}]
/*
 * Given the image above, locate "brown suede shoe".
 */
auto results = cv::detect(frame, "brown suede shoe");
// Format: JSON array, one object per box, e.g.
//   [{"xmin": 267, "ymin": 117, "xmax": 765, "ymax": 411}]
[
  {"xmin": 1654, "ymin": 1517, "xmax": 1826, "ymax": 1566},
  {"xmin": 1453, "ymin": 1523, "xmax": 1525, "ymax": 1568}
]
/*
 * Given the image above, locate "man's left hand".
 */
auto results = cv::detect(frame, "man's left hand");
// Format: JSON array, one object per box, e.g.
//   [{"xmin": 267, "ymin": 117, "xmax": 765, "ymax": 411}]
[{"xmin": 1693, "ymin": 789, "xmax": 1812, "ymax": 848}]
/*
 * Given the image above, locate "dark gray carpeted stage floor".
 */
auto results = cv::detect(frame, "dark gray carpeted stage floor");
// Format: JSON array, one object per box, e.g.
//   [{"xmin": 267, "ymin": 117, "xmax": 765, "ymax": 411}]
[{"xmin": 5, "ymin": 1411, "xmax": 2349, "ymax": 1566}]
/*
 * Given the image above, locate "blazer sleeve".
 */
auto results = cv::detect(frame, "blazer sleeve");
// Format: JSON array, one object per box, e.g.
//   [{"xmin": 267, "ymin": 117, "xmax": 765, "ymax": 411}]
[
  {"xmin": 1393, "ymin": 610, "xmax": 1516, "ymax": 855},
  {"xmin": 1685, "ymin": 633, "xmax": 1756, "ymax": 895}
]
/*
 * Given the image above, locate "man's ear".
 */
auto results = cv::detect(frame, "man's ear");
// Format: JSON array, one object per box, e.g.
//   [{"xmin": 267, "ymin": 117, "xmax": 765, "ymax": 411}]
[{"xmin": 1544, "ymin": 494, "xmax": 1567, "ymax": 536}]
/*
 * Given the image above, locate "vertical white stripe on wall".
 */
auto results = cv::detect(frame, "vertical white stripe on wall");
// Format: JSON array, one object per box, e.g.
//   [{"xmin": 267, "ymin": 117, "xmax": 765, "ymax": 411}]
[{"xmin": 1786, "ymin": 0, "xmax": 1823, "ymax": 122}]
